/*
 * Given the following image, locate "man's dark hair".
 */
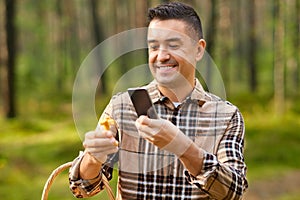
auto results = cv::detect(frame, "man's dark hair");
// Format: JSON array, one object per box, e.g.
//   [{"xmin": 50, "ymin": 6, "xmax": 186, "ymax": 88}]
[{"xmin": 147, "ymin": 2, "xmax": 203, "ymax": 39}]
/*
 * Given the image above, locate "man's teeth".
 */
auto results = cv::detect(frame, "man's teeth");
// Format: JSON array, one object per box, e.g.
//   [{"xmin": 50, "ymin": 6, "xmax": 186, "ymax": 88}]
[{"xmin": 158, "ymin": 66, "xmax": 174, "ymax": 69}]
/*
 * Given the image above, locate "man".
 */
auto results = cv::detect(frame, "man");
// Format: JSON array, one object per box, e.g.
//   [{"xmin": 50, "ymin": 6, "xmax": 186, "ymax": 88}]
[{"xmin": 69, "ymin": 2, "xmax": 248, "ymax": 199}]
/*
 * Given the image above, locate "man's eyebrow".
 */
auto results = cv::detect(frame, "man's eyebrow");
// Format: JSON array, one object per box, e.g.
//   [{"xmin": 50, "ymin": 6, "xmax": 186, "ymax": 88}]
[
  {"xmin": 147, "ymin": 37, "xmax": 182, "ymax": 43},
  {"xmin": 147, "ymin": 39, "xmax": 157, "ymax": 43},
  {"xmin": 165, "ymin": 37, "xmax": 182, "ymax": 42}
]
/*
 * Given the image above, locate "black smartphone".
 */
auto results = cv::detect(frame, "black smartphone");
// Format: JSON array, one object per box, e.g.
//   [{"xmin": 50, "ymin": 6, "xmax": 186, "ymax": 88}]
[{"xmin": 127, "ymin": 88, "xmax": 159, "ymax": 119}]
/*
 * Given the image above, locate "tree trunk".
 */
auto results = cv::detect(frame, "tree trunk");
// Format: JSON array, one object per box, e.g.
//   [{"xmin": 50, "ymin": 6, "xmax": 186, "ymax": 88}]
[
  {"xmin": 273, "ymin": 0, "xmax": 285, "ymax": 115},
  {"xmin": 0, "ymin": 0, "xmax": 5, "ymax": 115},
  {"xmin": 218, "ymin": 1, "xmax": 231, "ymax": 94},
  {"xmin": 89, "ymin": 0, "xmax": 107, "ymax": 94},
  {"xmin": 233, "ymin": 0, "xmax": 243, "ymax": 83},
  {"xmin": 55, "ymin": 0, "xmax": 80, "ymax": 91},
  {"xmin": 294, "ymin": 0, "xmax": 300, "ymax": 95},
  {"xmin": 204, "ymin": 0, "xmax": 218, "ymax": 91},
  {"xmin": 248, "ymin": 0, "xmax": 257, "ymax": 92},
  {"xmin": 135, "ymin": 0, "xmax": 148, "ymax": 27},
  {"xmin": 4, "ymin": 0, "xmax": 16, "ymax": 118},
  {"xmin": 135, "ymin": 0, "xmax": 148, "ymax": 67}
]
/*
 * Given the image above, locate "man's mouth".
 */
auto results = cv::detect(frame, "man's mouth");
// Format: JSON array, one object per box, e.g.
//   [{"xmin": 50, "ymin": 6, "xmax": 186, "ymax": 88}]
[
  {"xmin": 157, "ymin": 65, "xmax": 176, "ymax": 69},
  {"xmin": 156, "ymin": 63, "xmax": 178, "ymax": 69},
  {"xmin": 156, "ymin": 65, "xmax": 178, "ymax": 74}
]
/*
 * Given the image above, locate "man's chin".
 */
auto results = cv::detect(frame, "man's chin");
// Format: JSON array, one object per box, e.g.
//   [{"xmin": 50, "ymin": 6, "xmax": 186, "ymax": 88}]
[{"xmin": 155, "ymin": 78, "xmax": 180, "ymax": 89}]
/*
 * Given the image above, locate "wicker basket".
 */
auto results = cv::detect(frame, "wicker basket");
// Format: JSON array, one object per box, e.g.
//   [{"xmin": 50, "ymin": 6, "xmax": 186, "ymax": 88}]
[{"xmin": 41, "ymin": 162, "xmax": 115, "ymax": 200}]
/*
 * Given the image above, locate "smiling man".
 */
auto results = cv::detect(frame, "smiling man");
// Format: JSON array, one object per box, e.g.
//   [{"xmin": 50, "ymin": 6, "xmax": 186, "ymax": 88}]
[
  {"xmin": 147, "ymin": 18, "xmax": 206, "ymax": 103},
  {"xmin": 69, "ymin": 2, "xmax": 248, "ymax": 199}
]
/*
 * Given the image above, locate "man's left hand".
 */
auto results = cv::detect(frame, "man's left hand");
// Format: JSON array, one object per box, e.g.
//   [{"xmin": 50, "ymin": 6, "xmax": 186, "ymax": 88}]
[{"xmin": 135, "ymin": 115, "xmax": 193, "ymax": 157}]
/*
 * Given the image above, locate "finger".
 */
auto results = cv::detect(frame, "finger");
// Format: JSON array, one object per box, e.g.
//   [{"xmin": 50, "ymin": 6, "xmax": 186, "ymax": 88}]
[
  {"xmin": 85, "ymin": 130, "xmax": 107, "ymax": 140},
  {"xmin": 86, "ymin": 144, "xmax": 118, "ymax": 153},
  {"xmin": 137, "ymin": 123, "xmax": 159, "ymax": 139},
  {"xmin": 136, "ymin": 115, "xmax": 150, "ymax": 125},
  {"xmin": 138, "ymin": 119, "xmax": 165, "ymax": 136},
  {"xmin": 97, "ymin": 130, "xmax": 117, "ymax": 139},
  {"xmin": 83, "ymin": 137, "xmax": 116, "ymax": 148},
  {"xmin": 139, "ymin": 131, "xmax": 155, "ymax": 142},
  {"xmin": 85, "ymin": 131, "xmax": 98, "ymax": 139},
  {"xmin": 86, "ymin": 129, "xmax": 114, "ymax": 139},
  {"xmin": 104, "ymin": 130, "xmax": 113, "ymax": 138},
  {"xmin": 135, "ymin": 120, "xmax": 150, "ymax": 133},
  {"xmin": 137, "ymin": 115, "xmax": 165, "ymax": 129}
]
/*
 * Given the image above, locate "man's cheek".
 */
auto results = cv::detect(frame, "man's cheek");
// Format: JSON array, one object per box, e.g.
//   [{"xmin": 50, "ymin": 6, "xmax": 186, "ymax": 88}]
[{"xmin": 148, "ymin": 53, "xmax": 157, "ymax": 63}]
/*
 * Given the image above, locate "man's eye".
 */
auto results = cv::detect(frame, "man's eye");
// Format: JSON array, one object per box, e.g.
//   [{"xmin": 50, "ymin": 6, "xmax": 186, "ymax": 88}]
[
  {"xmin": 169, "ymin": 44, "xmax": 179, "ymax": 49},
  {"xmin": 149, "ymin": 45, "xmax": 159, "ymax": 50}
]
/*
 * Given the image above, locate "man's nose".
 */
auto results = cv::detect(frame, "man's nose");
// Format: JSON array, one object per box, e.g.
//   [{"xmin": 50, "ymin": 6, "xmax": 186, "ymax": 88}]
[{"xmin": 157, "ymin": 48, "xmax": 170, "ymax": 61}]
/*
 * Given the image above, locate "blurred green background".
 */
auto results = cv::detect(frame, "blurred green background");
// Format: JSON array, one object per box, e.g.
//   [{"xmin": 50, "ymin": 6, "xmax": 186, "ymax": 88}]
[{"xmin": 0, "ymin": 0, "xmax": 300, "ymax": 199}]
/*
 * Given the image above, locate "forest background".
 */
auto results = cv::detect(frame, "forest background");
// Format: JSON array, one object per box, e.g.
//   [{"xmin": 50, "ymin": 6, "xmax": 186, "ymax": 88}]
[{"xmin": 0, "ymin": 0, "xmax": 300, "ymax": 199}]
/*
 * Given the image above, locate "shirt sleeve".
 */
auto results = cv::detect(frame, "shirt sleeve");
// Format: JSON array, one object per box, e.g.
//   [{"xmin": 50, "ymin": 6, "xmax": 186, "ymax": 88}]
[
  {"xmin": 185, "ymin": 110, "xmax": 248, "ymax": 200},
  {"xmin": 68, "ymin": 151, "xmax": 104, "ymax": 198},
  {"xmin": 69, "ymin": 151, "xmax": 117, "ymax": 198}
]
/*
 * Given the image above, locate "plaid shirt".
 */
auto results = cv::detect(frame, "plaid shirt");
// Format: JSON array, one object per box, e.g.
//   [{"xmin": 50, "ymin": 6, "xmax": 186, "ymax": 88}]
[{"xmin": 69, "ymin": 79, "xmax": 248, "ymax": 199}]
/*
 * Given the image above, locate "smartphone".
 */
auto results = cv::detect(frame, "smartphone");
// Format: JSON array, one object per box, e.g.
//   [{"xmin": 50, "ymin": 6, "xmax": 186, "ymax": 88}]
[{"xmin": 127, "ymin": 88, "xmax": 159, "ymax": 119}]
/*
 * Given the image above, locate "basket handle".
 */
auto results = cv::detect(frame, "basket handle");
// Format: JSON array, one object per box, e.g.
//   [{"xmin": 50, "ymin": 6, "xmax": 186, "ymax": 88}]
[{"xmin": 41, "ymin": 161, "xmax": 115, "ymax": 200}]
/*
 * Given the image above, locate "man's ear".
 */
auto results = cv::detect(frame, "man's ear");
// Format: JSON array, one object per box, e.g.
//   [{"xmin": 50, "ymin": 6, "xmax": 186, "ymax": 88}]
[{"xmin": 195, "ymin": 39, "xmax": 206, "ymax": 61}]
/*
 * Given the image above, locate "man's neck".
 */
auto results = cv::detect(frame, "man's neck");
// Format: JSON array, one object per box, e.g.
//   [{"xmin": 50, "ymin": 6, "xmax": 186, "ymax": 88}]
[{"xmin": 158, "ymin": 80, "xmax": 195, "ymax": 102}]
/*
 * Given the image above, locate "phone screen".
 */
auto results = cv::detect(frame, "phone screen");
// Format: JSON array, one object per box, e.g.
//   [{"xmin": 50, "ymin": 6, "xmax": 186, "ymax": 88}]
[{"xmin": 128, "ymin": 88, "xmax": 158, "ymax": 119}]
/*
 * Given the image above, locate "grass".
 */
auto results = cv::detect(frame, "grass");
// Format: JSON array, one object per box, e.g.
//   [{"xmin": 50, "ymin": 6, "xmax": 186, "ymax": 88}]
[
  {"xmin": 0, "ymin": 117, "xmax": 82, "ymax": 199},
  {"xmin": 0, "ymin": 97, "xmax": 300, "ymax": 199},
  {"xmin": 244, "ymin": 112, "xmax": 300, "ymax": 180},
  {"xmin": 278, "ymin": 192, "xmax": 300, "ymax": 200}
]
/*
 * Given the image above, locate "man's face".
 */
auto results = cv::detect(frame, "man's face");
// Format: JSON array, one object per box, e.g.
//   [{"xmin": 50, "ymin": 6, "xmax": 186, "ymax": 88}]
[{"xmin": 147, "ymin": 19, "xmax": 205, "ymax": 88}]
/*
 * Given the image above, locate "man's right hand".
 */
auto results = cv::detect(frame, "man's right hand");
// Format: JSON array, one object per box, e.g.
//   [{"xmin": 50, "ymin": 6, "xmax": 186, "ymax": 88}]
[
  {"xmin": 79, "ymin": 129, "xmax": 118, "ymax": 180},
  {"xmin": 83, "ymin": 129, "xmax": 119, "ymax": 163}
]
